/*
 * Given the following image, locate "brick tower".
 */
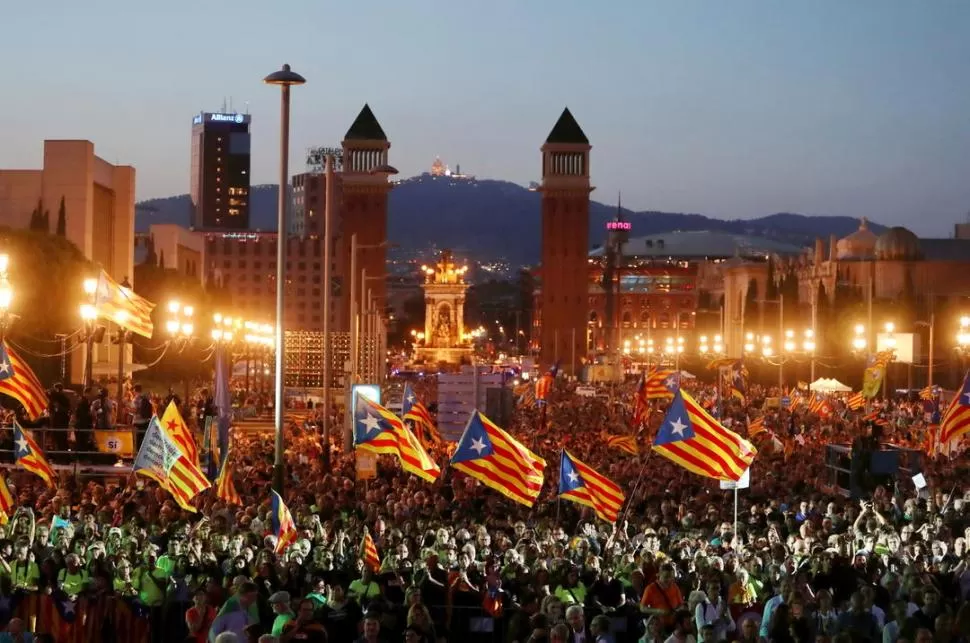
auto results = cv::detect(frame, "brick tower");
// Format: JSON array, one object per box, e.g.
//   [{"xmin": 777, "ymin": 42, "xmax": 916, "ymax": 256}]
[
  {"xmin": 539, "ymin": 108, "xmax": 592, "ymax": 375},
  {"xmin": 339, "ymin": 104, "xmax": 393, "ymax": 328}
]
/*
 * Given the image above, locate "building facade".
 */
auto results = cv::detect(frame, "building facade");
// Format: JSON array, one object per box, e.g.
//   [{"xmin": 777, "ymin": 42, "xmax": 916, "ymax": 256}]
[
  {"xmin": 190, "ymin": 112, "xmax": 252, "ymax": 230},
  {"xmin": 0, "ymin": 139, "xmax": 136, "ymax": 382},
  {"xmin": 137, "ymin": 223, "xmax": 205, "ymax": 283},
  {"xmin": 537, "ymin": 108, "xmax": 592, "ymax": 375}
]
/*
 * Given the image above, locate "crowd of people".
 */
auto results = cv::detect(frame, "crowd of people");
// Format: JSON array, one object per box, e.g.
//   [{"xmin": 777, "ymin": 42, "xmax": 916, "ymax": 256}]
[{"xmin": 0, "ymin": 372, "xmax": 967, "ymax": 643}]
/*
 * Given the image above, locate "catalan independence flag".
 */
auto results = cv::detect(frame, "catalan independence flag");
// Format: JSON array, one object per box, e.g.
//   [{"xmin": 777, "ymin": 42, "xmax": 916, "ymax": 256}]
[
  {"xmin": 0, "ymin": 342, "xmax": 48, "ymax": 421},
  {"xmin": 133, "ymin": 417, "xmax": 210, "ymax": 512},
  {"xmin": 94, "ymin": 269, "xmax": 155, "ymax": 338},
  {"xmin": 271, "ymin": 490, "xmax": 297, "ymax": 554},
  {"xmin": 644, "ymin": 369, "xmax": 679, "ymax": 399},
  {"xmin": 160, "ymin": 400, "xmax": 198, "ymax": 466},
  {"xmin": 355, "ymin": 394, "xmax": 440, "ymax": 482},
  {"xmin": 653, "ymin": 389, "xmax": 756, "ymax": 482},
  {"xmin": 361, "ymin": 530, "xmax": 381, "ymax": 572},
  {"xmin": 13, "ymin": 422, "xmax": 56, "ymax": 487},
  {"xmin": 605, "ymin": 434, "xmax": 639, "ymax": 456},
  {"xmin": 451, "ymin": 411, "xmax": 546, "ymax": 507},
  {"xmin": 402, "ymin": 383, "xmax": 440, "ymax": 446},
  {"xmin": 535, "ymin": 363, "xmax": 558, "ymax": 402},
  {"xmin": 558, "ymin": 450, "xmax": 625, "ymax": 523},
  {"xmin": 940, "ymin": 372, "xmax": 970, "ymax": 445}
]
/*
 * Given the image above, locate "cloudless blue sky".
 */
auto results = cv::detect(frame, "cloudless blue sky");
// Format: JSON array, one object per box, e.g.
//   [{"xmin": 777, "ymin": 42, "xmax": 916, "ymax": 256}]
[{"xmin": 1, "ymin": 1, "xmax": 969, "ymax": 235}]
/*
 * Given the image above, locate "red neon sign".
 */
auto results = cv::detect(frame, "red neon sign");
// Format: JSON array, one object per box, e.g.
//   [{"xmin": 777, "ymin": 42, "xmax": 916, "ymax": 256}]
[{"xmin": 606, "ymin": 221, "xmax": 631, "ymax": 231}]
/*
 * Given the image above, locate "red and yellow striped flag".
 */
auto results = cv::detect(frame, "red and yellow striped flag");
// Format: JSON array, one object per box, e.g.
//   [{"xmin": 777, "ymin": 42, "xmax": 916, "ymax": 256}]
[
  {"xmin": 846, "ymin": 392, "xmax": 865, "ymax": 410},
  {"xmin": 0, "ymin": 473, "xmax": 15, "ymax": 520},
  {"xmin": 605, "ymin": 434, "xmax": 638, "ymax": 456},
  {"xmin": 14, "ymin": 423, "xmax": 56, "ymax": 488},
  {"xmin": 160, "ymin": 401, "xmax": 198, "ymax": 466},
  {"xmin": 361, "ymin": 531, "xmax": 381, "ymax": 572},
  {"xmin": 214, "ymin": 450, "xmax": 241, "ymax": 506}
]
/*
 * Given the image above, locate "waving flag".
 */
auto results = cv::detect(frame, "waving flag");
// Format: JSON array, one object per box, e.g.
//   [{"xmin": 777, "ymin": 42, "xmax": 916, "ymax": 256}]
[
  {"xmin": 862, "ymin": 350, "xmax": 895, "ymax": 398},
  {"xmin": 653, "ymin": 389, "xmax": 756, "ymax": 482},
  {"xmin": 451, "ymin": 411, "xmax": 546, "ymax": 507},
  {"xmin": 0, "ymin": 474, "xmax": 14, "ymax": 519},
  {"xmin": 0, "ymin": 342, "xmax": 48, "ymax": 420},
  {"xmin": 160, "ymin": 400, "xmax": 198, "ymax": 466},
  {"xmin": 14, "ymin": 422, "xmax": 56, "ymax": 487},
  {"xmin": 355, "ymin": 395, "xmax": 440, "ymax": 482},
  {"xmin": 94, "ymin": 269, "xmax": 155, "ymax": 338},
  {"xmin": 643, "ymin": 369, "xmax": 678, "ymax": 399},
  {"xmin": 133, "ymin": 416, "xmax": 210, "ymax": 511},
  {"xmin": 402, "ymin": 382, "xmax": 440, "ymax": 445},
  {"xmin": 558, "ymin": 450, "xmax": 625, "ymax": 523},
  {"xmin": 940, "ymin": 372, "xmax": 970, "ymax": 445},
  {"xmin": 535, "ymin": 363, "xmax": 558, "ymax": 402},
  {"xmin": 361, "ymin": 530, "xmax": 381, "ymax": 572},
  {"xmin": 214, "ymin": 449, "xmax": 241, "ymax": 506},
  {"xmin": 846, "ymin": 392, "xmax": 865, "ymax": 410},
  {"xmin": 605, "ymin": 434, "xmax": 638, "ymax": 456},
  {"xmin": 747, "ymin": 416, "xmax": 766, "ymax": 438},
  {"xmin": 631, "ymin": 376, "xmax": 649, "ymax": 428},
  {"xmin": 728, "ymin": 360, "xmax": 747, "ymax": 402},
  {"xmin": 270, "ymin": 490, "xmax": 297, "ymax": 553}
]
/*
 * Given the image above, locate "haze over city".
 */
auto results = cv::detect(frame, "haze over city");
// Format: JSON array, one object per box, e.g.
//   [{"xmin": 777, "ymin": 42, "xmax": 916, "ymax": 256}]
[{"xmin": 2, "ymin": 1, "xmax": 969, "ymax": 235}]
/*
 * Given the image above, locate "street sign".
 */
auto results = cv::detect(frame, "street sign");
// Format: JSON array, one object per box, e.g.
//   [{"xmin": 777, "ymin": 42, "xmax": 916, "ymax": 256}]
[
  {"xmin": 719, "ymin": 468, "xmax": 751, "ymax": 490},
  {"xmin": 356, "ymin": 452, "xmax": 377, "ymax": 480}
]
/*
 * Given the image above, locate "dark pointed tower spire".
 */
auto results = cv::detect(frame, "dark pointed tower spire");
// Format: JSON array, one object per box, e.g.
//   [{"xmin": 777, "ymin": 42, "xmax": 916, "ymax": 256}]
[{"xmin": 545, "ymin": 107, "xmax": 589, "ymax": 144}]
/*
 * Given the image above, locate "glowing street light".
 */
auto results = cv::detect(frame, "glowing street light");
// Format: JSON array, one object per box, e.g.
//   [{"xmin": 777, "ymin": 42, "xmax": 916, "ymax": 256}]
[{"xmin": 852, "ymin": 324, "xmax": 868, "ymax": 352}]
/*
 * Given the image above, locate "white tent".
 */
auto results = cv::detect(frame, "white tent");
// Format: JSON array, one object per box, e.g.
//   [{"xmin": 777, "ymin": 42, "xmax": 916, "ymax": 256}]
[{"xmin": 809, "ymin": 377, "xmax": 851, "ymax": 393}]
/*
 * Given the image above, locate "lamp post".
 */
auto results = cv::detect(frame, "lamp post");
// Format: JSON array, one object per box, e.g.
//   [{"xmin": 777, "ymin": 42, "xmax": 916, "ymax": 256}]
[
  {"xmin": 80, "ymin": 278, "xmax": 99, "ymax": 388},
  {"xmin": 0, "ymin": 255, "xmax": 13, "ymax": 343},
  {"xmin": 883, "ymin": 321, "xmax": 896, "ymax": 398},
  {"xmin": 264, "ymin": 63, "xmax": 306, "ymax": 494},
  {"xmin": 114, "ymin": 310, "xmax": 129, "ymax": 405},
  {"xmin": 957, "ymin": 316, "xmax": 970, "ymax": 374}
]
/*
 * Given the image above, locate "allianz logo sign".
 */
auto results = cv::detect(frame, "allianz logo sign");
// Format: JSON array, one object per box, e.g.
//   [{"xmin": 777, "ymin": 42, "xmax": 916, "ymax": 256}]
[{"xmin": 209, "ymin": 113, "xmax": 245, "ymax": 123}]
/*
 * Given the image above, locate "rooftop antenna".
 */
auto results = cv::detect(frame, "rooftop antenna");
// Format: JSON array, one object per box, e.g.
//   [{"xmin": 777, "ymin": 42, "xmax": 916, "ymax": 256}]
[
  {"xmin": 229, "ymin": 96, "xmax": 233, "ymax": 113},
  {"xmin": 221, "ymin": 97, "xmax": 227, "ymax": 112},
  {"xmin": 245, "ymin": 101, "xmax": 250, "ymax": 115}
]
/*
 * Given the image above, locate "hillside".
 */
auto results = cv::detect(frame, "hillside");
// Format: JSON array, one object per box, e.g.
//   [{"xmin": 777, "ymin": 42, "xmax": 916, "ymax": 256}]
[{"xmin": 136, "ymin": 175, "xmax": 882, "ymax": 266}]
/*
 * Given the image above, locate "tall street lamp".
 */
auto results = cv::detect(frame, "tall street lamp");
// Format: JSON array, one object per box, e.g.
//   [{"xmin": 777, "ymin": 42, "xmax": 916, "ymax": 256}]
[
  {"xmin": 80, "ymin": 278, "xmax": 99, "ymax": 388},
  {"xmin": 0, "ymin": 254, "xmax": 13, "ymax": 342},
  {"xmin": 264, "ymin": 63, "xmax": 306, "ymax": 494}
]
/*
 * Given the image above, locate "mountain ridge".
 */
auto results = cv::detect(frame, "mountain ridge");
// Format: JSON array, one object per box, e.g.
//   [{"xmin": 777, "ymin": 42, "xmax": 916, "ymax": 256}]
[{"xmin": 135, "ymin": 175, "xmax": 882, "ymax": 266}]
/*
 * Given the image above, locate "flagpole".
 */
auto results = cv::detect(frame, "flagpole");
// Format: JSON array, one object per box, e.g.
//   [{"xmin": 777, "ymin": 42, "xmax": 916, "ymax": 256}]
[{"xmin": 733, "ymin": 486, "xmax": 739, "ymax": 538}]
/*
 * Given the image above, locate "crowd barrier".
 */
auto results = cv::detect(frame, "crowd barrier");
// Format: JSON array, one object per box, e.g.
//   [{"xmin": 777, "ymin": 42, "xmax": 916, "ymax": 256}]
[{"xmin": 12, "ymin": 591, "xmax": 150, "ymax": 643}]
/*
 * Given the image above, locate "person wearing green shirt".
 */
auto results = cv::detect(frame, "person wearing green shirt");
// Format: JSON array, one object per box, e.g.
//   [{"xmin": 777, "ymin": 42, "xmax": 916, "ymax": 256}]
[
  {"xmin": 305, "ymin": 578, "xmax": 328, "ymax": 612},
  {"xmin": 134, "ymin": 552, "xmax": 167, "ymax": 607},
  {"xmin": 348, "ymin": 568, "xmax": 381, "ymax": 603},
  {"xmin": 57, "ymin": 554, "xmax": 89, "ymax": 598},
  {"xmin": 269, "ymin": 591, "xmax": 295, "ymax": 636},
  {"xmin": 554, "ymin": 567, "xmax": 588, "ymax": 605},
  {"xmin": 9, "ymin": 546, "xmax": 40, "ymax": 592}
]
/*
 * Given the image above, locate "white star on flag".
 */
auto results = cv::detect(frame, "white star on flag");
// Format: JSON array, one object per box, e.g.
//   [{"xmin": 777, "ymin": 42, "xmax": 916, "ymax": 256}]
[
  {"xmin": 15, "ymin": 437, "xmax": 28, "ymax": 454},
  {"xmin": 669, "ymin": 417, "xmax": 688, "ymax": 436},
  {"xmin": 360, "ymin": 414, "xmax": 381, "ymax": 434},
  {"xmin": 470, "ymin": 437, "xmax": 487, "ymax": 454},
  {"xmin": 406, "ymin": 393, "xmax": 415, "ymax": 403},
  {"xmin": 567, "ymin": 470, "xmax": 579, "ymax": 484},
  {"xmin": 0, "ymin": 361, "xmax": 9, "ymax": 375}
]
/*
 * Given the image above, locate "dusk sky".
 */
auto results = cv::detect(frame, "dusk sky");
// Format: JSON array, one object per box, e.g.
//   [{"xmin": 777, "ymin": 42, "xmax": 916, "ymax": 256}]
[{"xmin": 2, "ymin": 1, "xmax": 968, "ymax": 235}]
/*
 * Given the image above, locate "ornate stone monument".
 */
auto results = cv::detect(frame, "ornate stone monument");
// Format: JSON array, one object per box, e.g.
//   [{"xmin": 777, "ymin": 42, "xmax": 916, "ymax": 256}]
[{"xmin": 415, "ymin": 250, "xmax": 473, "ymax": 364}]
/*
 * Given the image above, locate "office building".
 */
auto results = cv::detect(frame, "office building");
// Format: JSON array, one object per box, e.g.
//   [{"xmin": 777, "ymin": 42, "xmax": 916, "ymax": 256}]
[
  {"xmin": 190, "ymin": 112, "xmax": 252, "ymax": 230},
  {"xmin": 0, "ymin": 139, "xmax": 136, "ymax": 383}
]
